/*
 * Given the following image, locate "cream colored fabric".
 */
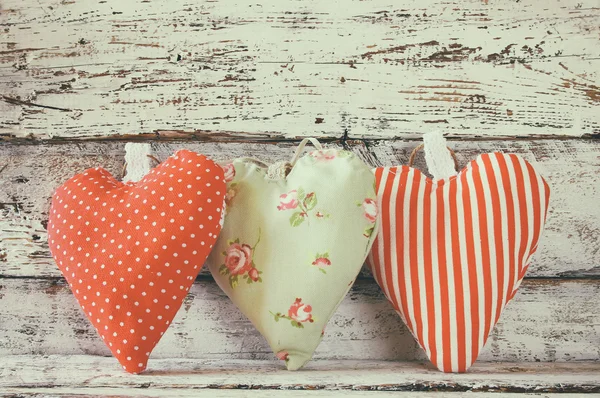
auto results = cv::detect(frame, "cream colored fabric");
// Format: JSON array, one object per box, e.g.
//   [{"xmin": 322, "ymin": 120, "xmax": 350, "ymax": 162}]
[
  {"xmin": 423, "ymin": 131, "xmax": 457, "ymax": 180},
  {"xmin": 207, "ymin": 145, "xmax": 378, "ymax": 370}
]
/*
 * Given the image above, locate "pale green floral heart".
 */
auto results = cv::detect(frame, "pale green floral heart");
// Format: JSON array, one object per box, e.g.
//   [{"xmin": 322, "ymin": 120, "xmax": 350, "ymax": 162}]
[{"xmin": 207, "ymin": 143, "xmax": 378, "ymax": 371}]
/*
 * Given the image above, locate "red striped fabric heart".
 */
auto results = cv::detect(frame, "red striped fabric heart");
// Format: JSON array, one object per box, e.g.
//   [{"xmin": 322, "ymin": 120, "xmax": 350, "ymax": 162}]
[
  {"xmin": 367, "ymin": 152, "xmax": 550, "ymax": 372},
  {"xmin": 47, "ymin": 150, "xmax": 226, "ymax": 373}
]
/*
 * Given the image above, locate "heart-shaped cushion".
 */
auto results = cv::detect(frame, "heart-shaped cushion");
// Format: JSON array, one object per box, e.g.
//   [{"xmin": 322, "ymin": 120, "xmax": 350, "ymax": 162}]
[
  {"xmin": 208, "ymin": 145, "xmax": 378, "ymax": 370},
  {"xmin": 47, "ymin": 150, "xmax": 226, "ymax": 373},
  {"xmin": 367, "ymin": 152, "xmax": 550, "ymax": 372}
]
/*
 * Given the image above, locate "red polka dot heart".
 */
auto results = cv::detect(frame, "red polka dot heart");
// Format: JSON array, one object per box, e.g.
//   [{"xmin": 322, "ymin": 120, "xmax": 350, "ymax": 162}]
[{"xmin": 47, "ymin": 150, "xmax": 226, "ymax": 373}]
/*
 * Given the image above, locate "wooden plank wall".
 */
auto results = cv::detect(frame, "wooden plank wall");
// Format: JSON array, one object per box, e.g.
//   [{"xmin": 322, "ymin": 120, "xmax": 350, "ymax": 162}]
[
  {"xmin": 1, "ymin": 0, "xmax": 598, "ymax": 140},
  {"xmin": 0, "ymin": 0, "xmax": 599, "ymax": 377},
  {"xmin": 2, "ymin": 141, "xmax": 599, "ymax": 364}
]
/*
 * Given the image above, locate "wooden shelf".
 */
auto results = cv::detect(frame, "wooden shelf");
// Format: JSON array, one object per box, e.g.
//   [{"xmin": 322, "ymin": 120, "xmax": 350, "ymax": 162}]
[{"xmin": 1, "ymin": 356, "xmax": 599, "ymax": 396}]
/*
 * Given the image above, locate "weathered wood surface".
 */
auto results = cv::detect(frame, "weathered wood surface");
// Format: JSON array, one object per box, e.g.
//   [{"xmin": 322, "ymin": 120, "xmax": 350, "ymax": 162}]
[
  {"xmin": 9, "ymin": 391, "xmax": 579, "ymax": 398},
  {"xmin": 0, "ymin": 392, "xmax": 476, "ymax": 398},
  {"xmin": 2, "ymin": 356, "xmax": 600, "ymax": 393},
  {"xmin": 0, "ymin": 391, "xmax": 456, "ymax": 398},
  {"xmin": 2, "ymin": 0, "xmax": 599, "ymax": 393},
  {"xmin": 1, "ymin": 0, "xmax": 599, "ymax": 140},
  {"xmin": 4, "ymin": 393, "xmax": 590, "ymax": 398},
  {"xmin": 1, "ymin": 278, "xmax": 599, "ymax": 362},
  {"xmin": 1, "ymin": 139, "xmax": 599, "ymax": 278}
]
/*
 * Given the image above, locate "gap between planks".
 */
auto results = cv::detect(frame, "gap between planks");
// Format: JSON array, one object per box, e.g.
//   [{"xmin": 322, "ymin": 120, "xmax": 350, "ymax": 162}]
[
  {"xmin": 1, "ymin": 391, "xmax": 593, "ymax": 398},
  {"xmin": 6, "ymin": 391, "xmax": 590, "ymax": 398},
  {"xmin": 3, "ymin": 133, "xmax": 600, "ymax": 145}
]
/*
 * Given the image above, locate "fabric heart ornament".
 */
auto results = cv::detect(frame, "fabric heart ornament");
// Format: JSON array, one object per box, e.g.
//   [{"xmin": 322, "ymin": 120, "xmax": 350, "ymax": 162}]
[
  {"xmin": 367, "ymin": 132, "xmax": 550, "ymax": 373},
  {"xmin": 47, "ymin": 149, "xmax": 226, "ymax": 373},
  {"xmin": 208, "ymin": 138, "xmax": 379, "ymax": 370}
]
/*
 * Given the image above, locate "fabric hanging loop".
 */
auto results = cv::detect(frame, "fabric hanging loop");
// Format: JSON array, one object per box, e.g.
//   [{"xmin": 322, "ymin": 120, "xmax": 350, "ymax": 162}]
[
  {"xmin": 408, "ymin": 131, "xmax": 458, "ymax": 180},
  {"xmin": 290, "ymin": 137, "xmax": 324, "ymax": 167},
  {"xmin": 122, "ymin": 143, "xmax": 157, "ymax": 182},
  {"xmin": 267, "ymin": 137, "xmax": 324, "ymax": 180}
]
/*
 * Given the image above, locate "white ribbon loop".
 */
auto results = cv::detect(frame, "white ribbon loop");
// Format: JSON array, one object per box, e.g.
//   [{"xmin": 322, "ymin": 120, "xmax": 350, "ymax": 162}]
[
  {"xmin": 290, "ymin": 137, "xmax": 324, "ymax": 167},
  {"xmin": 423, "ymin": 131, "xmax": 457, "ymax": 180},
  {"xmin": 123, "ymin": 143, "xmax": 153, "ymax": 183}
]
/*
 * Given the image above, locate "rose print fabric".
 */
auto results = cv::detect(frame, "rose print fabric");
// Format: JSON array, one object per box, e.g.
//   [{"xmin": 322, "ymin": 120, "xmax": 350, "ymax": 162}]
[
  {"xmin": 277, "ymin": 188, "xmax": 329, "ymax": 226},
  {"xmin": 47, "ymin": 150, "xmax": 226, "ymax": 373},
  {"xmin": 218, "ymin": 231, "xmax": 263, "ymax": 287},
  {"xmin": 207, "ymin": 144, "xmax": 378, "ymax": 370},
  {"xmin": 270, "ymin": 298, "xmax": 315, "ymax": 328},
  {"xmin": 312, "ymin": 252, "xmax": 331, "ymax": 274}
]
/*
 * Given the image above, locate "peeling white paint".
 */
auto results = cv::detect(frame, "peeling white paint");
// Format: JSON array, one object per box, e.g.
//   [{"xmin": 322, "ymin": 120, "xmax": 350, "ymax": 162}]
[{"xmin": 0, "ymin": 0, "xmax": 598, "ymax": 139}]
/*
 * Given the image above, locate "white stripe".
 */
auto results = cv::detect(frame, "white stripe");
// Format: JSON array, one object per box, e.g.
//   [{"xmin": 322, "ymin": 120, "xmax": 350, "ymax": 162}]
[
  {"xmin": 477, "ymin": 155, "xmax": 498, "ymax": 341},
  {"xmin": 442, "ymin": 179, "xmax": 457, "ymax": 372},
  {"xmin": 416, "ymin": 173, "xmax": 429, "ymax": 359},
  {"xmin": 402, "ymin": 169, "xmax": 417, "ymax": 336},
  {"xmin": 388, "ymin": 168, "xmax": 404, "ymax": 322},
  {"xmin": 430, "ymin": 181, "xmax": 444, "ymax": 369},
  {"xmin": 523, "ymin": 164, "xmax": 547, "ymax": 267},
  {"xmin": 504, "ymin": 155, "xmax": 522, "ymax": 299},
  {"xmin": 538, "ymin": 170, "xmax": 548, "ymax": 234},
  {"xmin": 455, "ymin": 171, "xmax": 472, "ymax": 368},
  {"xmin": 375, "ymin": 168, "xmax": 392, "ymax": 300},
  {"xmin": 517, "ymin": 156, "xmax": 535, "ymax": 278},
  {"xmin": 489, "ymin": 154, "xmax": 510, "ymax": 316},
  {"xmin": 465, "ymin": 163, "xmax": 486, "ymax": 354},
  {"xmin": 367, "ymin": 250, "xmax": 377, "ymax": 282},
  {"xmin": 529, "ymin": 166, "xmax": 548, "ymax": 264}
]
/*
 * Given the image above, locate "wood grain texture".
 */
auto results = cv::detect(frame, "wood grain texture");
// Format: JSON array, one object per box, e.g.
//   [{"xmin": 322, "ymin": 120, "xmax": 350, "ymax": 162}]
[
  {"xmin": 0, "ymin": 393, "xmax": 496, "ymax": 398},
  {"xmin": 9, "ymin": 391, "xmax": 580, "ymax": 398},
  {"xmin": 1, "ymin": 139, "xmax": 598, "ymax": 278},
  {"xmin": 0, "ymin": 392, "xmax": 417, "ymax": 398},
  {"xmin": 2, "ymin": 394, "xmax": 593, "ymax": 398},
  {"xmin": 1, "ymin": 0, "xmax": 598, "ymax": 140},
  {"xmin": 1, "ymin": 278, "xmax": 599, "ymax": 362},
  {"xmin": 1, "ymin": 356, "xmax": 600, "ymax": 393}
]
